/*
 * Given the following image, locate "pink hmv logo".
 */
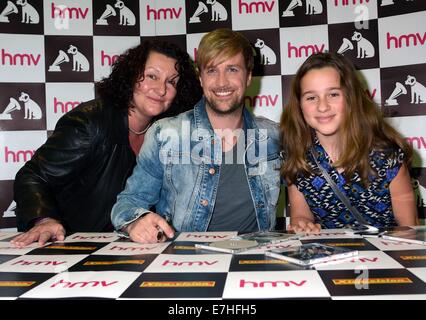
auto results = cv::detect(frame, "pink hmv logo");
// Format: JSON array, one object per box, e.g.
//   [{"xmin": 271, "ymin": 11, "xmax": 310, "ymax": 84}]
[
  {"xmin": 239, "ymin": 279, "xmax": 307, "ymax": 288},
  {"xmin": 51, "ymin": 2, "xmax": 89, "ymax": 20},
  {"xmin": 162, "ymin": 259, "xmax": 218, "ymax": 266},
  {"xmin": 406, "ymin": 136, "xmax": 426, "ymax": 150},
  {"xmin": 146, "ymin": 4, "xmax": 182, "ymax": 20},
  {"xmin": 51, "ymin": 279, "xmax": 118, "ymax": 288},
  {"xmin": 12, "ymin": 260, "xmax": 66, "ymax": 266},
  {"xmin": 4, "ymin": 146, "xmax": 35, "ymax": 163},
  {"xmin": 287, "ymin": 42, "xmax": 325, "ymax": 58},
  {"xmin": 386, "ymin": 31, "xmax": 426, "ymax": 49},
  {"xmin": 245, "ymin": 94, "xmax": 279, "ymax": 107},
  {"xmin": 109, "ymin": 245, "xmax": 159, "ymax": 251},
  {"xmin": 53, "ymin": 97, "xmax": 80, "ymax": 114},
  {"xmin": 1, "ymin": 49, "xmax": 41, "ymax": 66},
  {"xmin": 101, "ymin": 50, "xmax": 119, "ymax": 66},
  {"xmin": 184, "ymin": 234, "xmax": 229, "ymax": 239},
  {"xmin": 238, "ymin": 0, "xmax": 275, "ymax": 14}
]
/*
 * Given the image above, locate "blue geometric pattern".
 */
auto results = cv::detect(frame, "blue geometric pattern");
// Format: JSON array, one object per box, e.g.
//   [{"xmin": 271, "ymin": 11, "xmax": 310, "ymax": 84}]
[{"xmin": 295, "ymin": 139, "xmax": 404, "ymax": 229}]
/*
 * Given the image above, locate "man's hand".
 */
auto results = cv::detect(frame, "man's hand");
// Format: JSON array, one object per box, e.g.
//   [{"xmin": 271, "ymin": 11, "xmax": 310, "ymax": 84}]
[
  {"xmin": 126, "ymin": 212, "xmax": 174, "ymax": 244},
  {"xmin": 10, "ymin": 218, "xmax": 66, "ymax": 248}
]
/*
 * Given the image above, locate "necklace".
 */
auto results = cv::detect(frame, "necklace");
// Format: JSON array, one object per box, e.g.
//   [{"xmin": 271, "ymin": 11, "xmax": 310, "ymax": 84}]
[{"xmin": 129, "ymin": 122, "xmax": 151, "ymax": 135}]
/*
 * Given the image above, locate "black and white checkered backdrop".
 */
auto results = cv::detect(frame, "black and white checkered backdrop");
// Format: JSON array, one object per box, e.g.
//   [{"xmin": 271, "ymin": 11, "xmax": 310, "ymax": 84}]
[{"xmin": 0, "ymin": 0, "xmax": 425, "ymax": 230}]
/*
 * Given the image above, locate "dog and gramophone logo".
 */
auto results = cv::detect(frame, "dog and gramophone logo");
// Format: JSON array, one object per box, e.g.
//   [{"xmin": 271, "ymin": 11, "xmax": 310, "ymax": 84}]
[
  {"xmin": 44, "ymin": 36, "xmax": 94, "ymax": 82},
  {"xmin": 0, "ymin": 83, "xmax": 46, "ymax": 131},
  {"xmin": 328, "ymin": 20, "xmax": 379, "ymax": 70},
  {"xmin": 279, "ymin": 0, "xmax": 327, "ymax": 27},
  {"xmin": 241, "ymin": 29, "xmax": 281, "ymax": 77},
  {"xmin": 0, "ymin": 181, "xmax": 16, "ymax": 230},
  {"xmin": 378, "ymin": 0, "xmax": 426, "ymax": 18},
  {"xmin": 381, "ymin": 64, "xmax": 426, "ymax": 117},
  {"xmin": 93, "ymin": 0, "xmax": 139, "ymax": 36},
  {"xmin": 0, "ymin": 0, "xmax": 43, "ymax": 34},
  {"xmin": 185, "ymin": 0, "xmax": 231, "ymax": 34}
]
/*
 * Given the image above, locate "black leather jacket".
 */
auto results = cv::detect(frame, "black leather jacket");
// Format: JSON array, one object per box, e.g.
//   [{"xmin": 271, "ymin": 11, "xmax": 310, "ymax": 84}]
[{"xmin": 14, "ymin": 99, "xmax": 136, "ymax": 232}]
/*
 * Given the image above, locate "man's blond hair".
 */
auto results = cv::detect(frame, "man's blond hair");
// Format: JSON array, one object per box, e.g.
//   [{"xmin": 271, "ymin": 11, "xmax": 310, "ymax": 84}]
[{"xmin": 196, "ymin": 28, "xmax": 254, "ymax": 72}]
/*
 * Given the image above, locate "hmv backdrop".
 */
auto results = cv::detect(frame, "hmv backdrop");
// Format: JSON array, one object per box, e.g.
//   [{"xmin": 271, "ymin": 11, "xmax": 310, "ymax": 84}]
[{"xmin": 0, "ymin": 0, "xmax": 425, "ymax": 229}]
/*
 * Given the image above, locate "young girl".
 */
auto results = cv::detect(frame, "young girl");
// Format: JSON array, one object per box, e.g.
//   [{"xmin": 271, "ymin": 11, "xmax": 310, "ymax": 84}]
[{"xmin": 280, "ymin": 52, "xmax": 417, "ymax": 233}]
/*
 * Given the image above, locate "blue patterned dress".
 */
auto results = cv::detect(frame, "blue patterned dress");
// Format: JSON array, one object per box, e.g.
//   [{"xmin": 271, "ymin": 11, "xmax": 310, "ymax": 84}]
[{"xmin": 295, "ymin": 139, "xmax": 405, "ymax": 229}]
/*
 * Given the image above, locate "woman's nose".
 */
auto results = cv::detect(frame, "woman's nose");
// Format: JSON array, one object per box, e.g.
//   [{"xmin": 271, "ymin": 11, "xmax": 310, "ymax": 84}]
[{"xmin": 155, "ymin": 81, "xmax": 167, "ymax": 96}]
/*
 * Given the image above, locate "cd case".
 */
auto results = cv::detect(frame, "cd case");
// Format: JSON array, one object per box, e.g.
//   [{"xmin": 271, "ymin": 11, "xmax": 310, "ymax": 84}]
[
  {"xmin": 232, "ymin": 230, "xmax": 299, "ymax": 244},
  {"xmin": 195, "ymin": 239, "xmax": 259, "ymax": 254},
  {"xmin": 381, "ymin": 226, "xmax": 426, "ymax": 245},
  {"xmin": 265, "ymin": 243, "xmax": 358, "ymax": 266}
]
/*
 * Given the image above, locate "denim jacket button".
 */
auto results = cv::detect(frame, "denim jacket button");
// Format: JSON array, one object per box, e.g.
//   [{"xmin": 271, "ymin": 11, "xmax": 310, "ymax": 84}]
[
  {"xmin": 200, "ymin": 199, "xmax": 209, "ymax": 206},
  {"xmin": 208, "ymin": 168, "xmax": 216, "ymax": 175}
]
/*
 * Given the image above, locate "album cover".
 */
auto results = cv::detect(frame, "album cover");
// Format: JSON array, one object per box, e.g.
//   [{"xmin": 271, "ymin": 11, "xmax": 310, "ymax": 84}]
[
  {"xmin": 264, "ymin": 243, "xmax": 358, "ymax": 267},
  {"xmin": 232, "ymin": 230, "xmax": 298, "ymax": 244},
  {"xmin": 381, "ymin": 226, "xmax": 426, "ymax": 246},
  {"xmin": 195, "ymin": 239, "xmax": 259, "ymax": 254}
]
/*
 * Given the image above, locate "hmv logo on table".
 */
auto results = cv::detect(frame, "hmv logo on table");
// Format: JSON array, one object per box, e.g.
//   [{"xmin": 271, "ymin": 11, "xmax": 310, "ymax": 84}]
[{"xmin": 51, "ymin": 279, "xmax": 118, "ymax": 288}]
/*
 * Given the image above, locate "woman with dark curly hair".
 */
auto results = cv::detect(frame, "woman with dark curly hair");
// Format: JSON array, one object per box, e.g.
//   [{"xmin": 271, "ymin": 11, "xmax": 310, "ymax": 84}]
[{"xmin": 11, "ymin": 40, "xmax": 202, "ymax": 247}]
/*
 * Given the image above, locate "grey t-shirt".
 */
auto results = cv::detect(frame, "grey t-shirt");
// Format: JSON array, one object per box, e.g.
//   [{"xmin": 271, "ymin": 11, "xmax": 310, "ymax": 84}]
[{"xmin": 207, "ymin": 136, "xmax": 258, "ymax": 233}]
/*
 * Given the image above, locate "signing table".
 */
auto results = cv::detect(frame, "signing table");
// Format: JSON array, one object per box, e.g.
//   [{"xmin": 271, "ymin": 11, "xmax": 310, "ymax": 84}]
[{"xmin": 0, "ymin": 230, "xmax": 426, "ymax": 300}]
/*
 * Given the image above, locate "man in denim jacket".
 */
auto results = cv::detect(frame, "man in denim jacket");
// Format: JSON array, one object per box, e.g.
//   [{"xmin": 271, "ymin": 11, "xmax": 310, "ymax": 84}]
[{"xmin": 111, "ymin": 29, "xmax": 281, "ymax": 243}]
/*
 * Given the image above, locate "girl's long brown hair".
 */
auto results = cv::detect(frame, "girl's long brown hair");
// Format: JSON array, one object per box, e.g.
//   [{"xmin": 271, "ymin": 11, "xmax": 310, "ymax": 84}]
[{"xmin": 280, "ymin": 52, "xmax": 412, "ymax": 185}]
